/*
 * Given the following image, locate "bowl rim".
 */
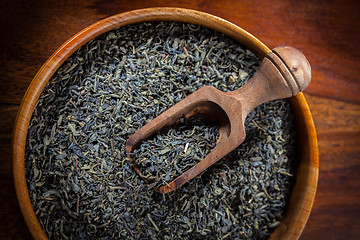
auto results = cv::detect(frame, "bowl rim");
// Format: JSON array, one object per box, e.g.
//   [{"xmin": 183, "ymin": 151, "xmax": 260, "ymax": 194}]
[{"xmin": 12, "ymin": 7, "xmax": 319, "ymax": 240}]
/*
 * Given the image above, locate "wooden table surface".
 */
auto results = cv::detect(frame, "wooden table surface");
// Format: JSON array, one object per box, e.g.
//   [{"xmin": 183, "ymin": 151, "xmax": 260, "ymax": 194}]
[{"xmin": 1, "ymin": 0, "xmax": 359, "ymax": 239}]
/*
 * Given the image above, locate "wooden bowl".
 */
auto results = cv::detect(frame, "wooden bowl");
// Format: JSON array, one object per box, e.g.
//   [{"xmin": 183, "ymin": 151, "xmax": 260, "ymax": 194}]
[{"xmin": 12, "ymin": 7, "xmax": 319, "ymax": 240}]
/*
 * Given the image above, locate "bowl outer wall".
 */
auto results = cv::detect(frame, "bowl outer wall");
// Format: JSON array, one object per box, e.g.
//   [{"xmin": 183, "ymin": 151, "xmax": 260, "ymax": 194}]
[{"xmin": 11, "ymin": 7, "xmax": 319, "ymax": 240}]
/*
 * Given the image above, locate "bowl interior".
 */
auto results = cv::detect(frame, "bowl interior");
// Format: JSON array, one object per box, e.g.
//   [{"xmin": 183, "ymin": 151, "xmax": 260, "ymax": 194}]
[{"xmin": 12, "ymin": 7, "xmax": 318, "ymax": 240}]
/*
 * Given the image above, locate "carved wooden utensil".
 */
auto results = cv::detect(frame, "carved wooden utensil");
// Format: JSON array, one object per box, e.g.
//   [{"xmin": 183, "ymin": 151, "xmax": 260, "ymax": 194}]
[{"xmin": 126, "ymin": 46, "xmax": 311, "ymax": 193}]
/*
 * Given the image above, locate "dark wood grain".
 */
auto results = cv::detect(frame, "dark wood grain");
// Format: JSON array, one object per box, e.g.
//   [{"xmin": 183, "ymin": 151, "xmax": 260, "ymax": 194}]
[
  {"xmin": 0, "ymin": 0, "xmax": 359, "ymax": 105},
  {"xmin": 301, "ymin": 94, "xmax": 360, "ymax": 239},
  {"xmin": 1, "ymin": 0, "xmax": 359, "ymax": 239},
  {"xmin": 0, "ymin": 105, "xmax": 32, "ymax": 239}
]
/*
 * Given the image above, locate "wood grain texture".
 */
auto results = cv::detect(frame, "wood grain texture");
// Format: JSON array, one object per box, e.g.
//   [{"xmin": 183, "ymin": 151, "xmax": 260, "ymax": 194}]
[
  {"xmin": 0, "ymin": 0, "xmax": 359, "ymax": 105},
  {"xmin": 302, "ymin": 94, "xmax": 360, "ymax": 239},
  {"xmin": 0, "ymin": 0, "xmax": 359, "ymax": 239},
  {"xmin": 0, "ymin": 105, "xmax": 32, "ymax": 239}
]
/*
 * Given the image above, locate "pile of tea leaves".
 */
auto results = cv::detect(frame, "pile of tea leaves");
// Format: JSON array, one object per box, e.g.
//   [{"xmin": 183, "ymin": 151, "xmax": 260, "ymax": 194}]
[
  {"xmin": 26, "ymin": 21, "xmax": 297, "ymax": 240},
  {"xmin": 133, "ymin": 114, "xmax": 219, "ymax": 188}
]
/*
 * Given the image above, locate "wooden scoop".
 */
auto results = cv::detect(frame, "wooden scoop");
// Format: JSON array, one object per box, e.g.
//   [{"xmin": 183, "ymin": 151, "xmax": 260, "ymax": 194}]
[{"xmin": 126, "ymin": 46, "xmax": 311, "ymax": 193}]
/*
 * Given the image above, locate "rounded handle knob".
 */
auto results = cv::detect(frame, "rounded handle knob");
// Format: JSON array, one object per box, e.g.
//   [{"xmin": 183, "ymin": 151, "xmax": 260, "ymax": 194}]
[
  {"xmin": 232, "ymin": 46, "xmax": 311, "ymax": 118},
  {"xmin": 272, "ymin": 46, "xmax": 311, "ymax": 94}
]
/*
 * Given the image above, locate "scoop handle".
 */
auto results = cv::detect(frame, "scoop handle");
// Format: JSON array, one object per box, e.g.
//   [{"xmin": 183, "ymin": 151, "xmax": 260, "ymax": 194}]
[{"xmin": 232, "ymin": 46, "xmax": 311, "ymax": 119}]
